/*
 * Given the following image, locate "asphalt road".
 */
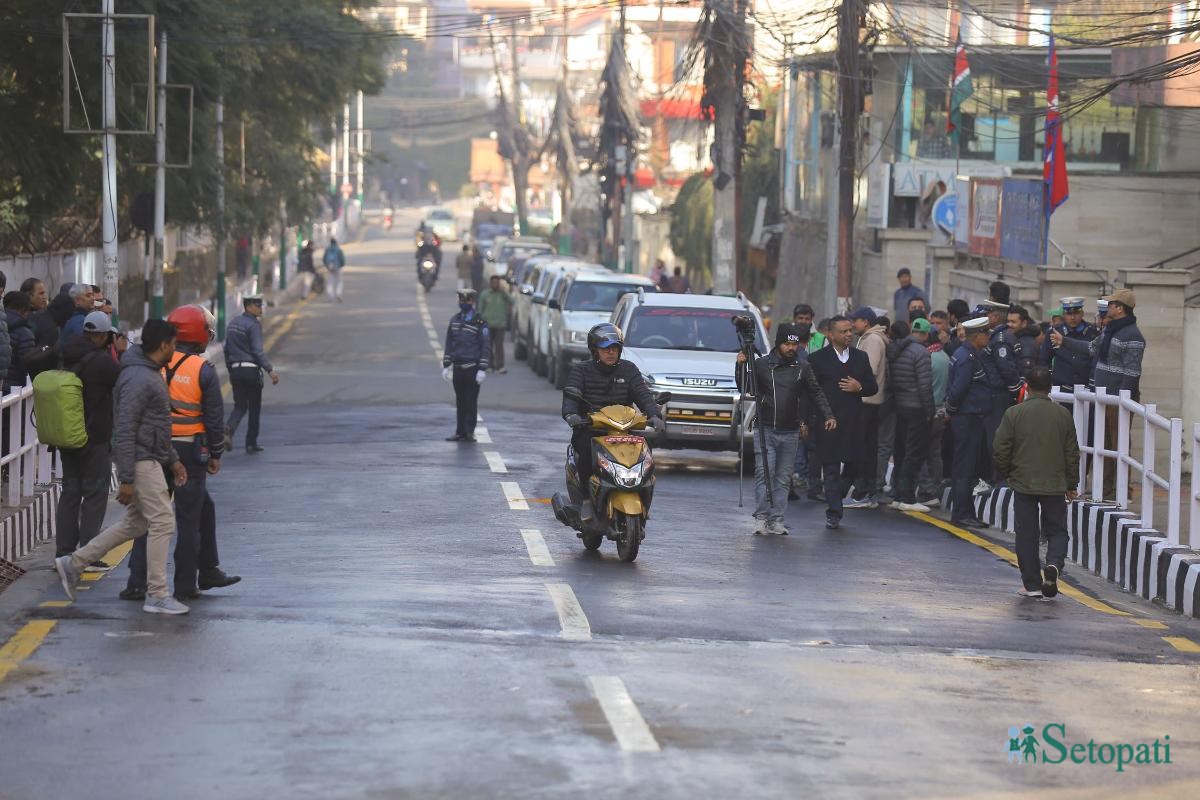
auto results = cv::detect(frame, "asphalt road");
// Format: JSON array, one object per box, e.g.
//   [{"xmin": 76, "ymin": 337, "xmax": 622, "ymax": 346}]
[{"xmin": 1, "ymin": 209, "xmax": 1199, "ymax": 799}]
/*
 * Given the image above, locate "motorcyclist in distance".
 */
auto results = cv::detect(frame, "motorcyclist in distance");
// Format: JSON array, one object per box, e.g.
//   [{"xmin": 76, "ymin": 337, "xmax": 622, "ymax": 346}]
[{"xmin": 562, "ymin": 323, "xmax": 665, "ymax": 522}]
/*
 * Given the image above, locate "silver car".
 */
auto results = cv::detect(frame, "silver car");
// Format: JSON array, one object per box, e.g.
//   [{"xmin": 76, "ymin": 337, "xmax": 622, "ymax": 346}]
[{"xmin": 512, "ymin": 253, "xmax": 578, "ymax": 362}]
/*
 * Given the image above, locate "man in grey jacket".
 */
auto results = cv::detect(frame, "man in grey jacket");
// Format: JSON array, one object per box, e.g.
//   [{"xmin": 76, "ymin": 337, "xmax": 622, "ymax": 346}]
[
  {"xmin": 887, "ymin": 319, "xmax": 935, "ymax": 512},
  {"xmin": 55, "ymin": 320, "xmax": 190, "ymax": 615},
  {"xmin": 225, "ymin": 295, "xmax": 279, "ymax": 453}
]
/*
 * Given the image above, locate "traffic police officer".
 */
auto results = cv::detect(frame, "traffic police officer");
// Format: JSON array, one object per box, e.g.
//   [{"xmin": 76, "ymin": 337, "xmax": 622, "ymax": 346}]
[
  {"xmin": 1039, "ymin": 296, "xmax": 1098, "ymax": 391},
  {"xmin": 225, "ymin": 295, "xmax": 279, "ymax": 453},
  {"xmin": 123, "ymin": 306, "xmax": 241, "ymax": 600},
  {"xmin": 946, "ymin": 317, "xmax": 993, "ymax": 529},
  {"xmin": 977, "ymin": 300, "xmax": 1023, "ymax": 481},
  {"xmin": 443, "ymin": 288, "xmax": 490, "ymax": 442}
]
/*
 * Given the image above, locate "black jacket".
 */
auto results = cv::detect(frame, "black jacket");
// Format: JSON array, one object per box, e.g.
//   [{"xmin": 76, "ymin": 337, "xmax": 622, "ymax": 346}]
[
  {"xmin": 737, "ymin": 349, "xmax": 832, "ymax": 431},
  {"xmin": 1038, "ymin": 321, "xmax": 1098, "ymax": 388},
  {"xmin": 61, "ymin": 334, "xmax": 120, "ymax": 448},
  {"xmin": 5, "ymin": 311, "xmax": 35, "ymax": 390},
  {"xmin": 28, "ymin": 310, "xmax": 60, "ymax": 350},
  {"xmin": 887, "ymin": 336, "xmax": 935, "ymax": 417},
  {"xmin": 562, "ymin": 358, "xmax": 659, "ymax": 421},
  {"xmin": 1014, "ymin": 329, "xmax": 1040, "ymax": 377},
  {"xmin": 443, "ymin": 310, "xmax": 491, "ymax": 369},
  {"xmin": 806, "ymin": 345, "xmax": 878, "ymax": 464}
]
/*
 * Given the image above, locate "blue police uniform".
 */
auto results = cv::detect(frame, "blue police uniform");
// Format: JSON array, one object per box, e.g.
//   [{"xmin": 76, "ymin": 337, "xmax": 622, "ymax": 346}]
[
  {"xmin": 946, "ymin": 342, "xmax": 992, "ymax": 524},
  {"xmin": 979, "ymin": 324, "xmax": 1024, "ymax": 477},
  {"xmin": 1038, "ymin": 321, "xmax": 1098, "ymax": 389}
]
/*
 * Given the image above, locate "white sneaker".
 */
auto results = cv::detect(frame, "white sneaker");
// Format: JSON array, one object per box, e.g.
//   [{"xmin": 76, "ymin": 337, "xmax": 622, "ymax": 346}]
[
  {"xmin": 767, "ymin": 519, "xmax": 790, "ymax": 535},
  {"xmin": 844, "ymin": 498, "xmax": 877, "ymax": 510},
  {"xmin": 753, "ymin": 516, "xmax": 770, "ymax": 535},
  {"xmin": 888, "ymin": 500, "xmax": 903, "ymax": 509},
  {"xmin": 973, "ymin": 480, "xmax": 993, "ymax": 496},
  {"xmin": 143, "ymin": 596, "xmax": 190, "ymax": 615},
  {"xmin": 54, "ymin": 555, "xmax": 79, "ymax": 600},
  {"xmin": 1017, "ymin": 587, "xmax": 1044, "ymax": 599},
  {"xmin": 898, "ymin": 502, "xmax": 931, "ymax": 513}
]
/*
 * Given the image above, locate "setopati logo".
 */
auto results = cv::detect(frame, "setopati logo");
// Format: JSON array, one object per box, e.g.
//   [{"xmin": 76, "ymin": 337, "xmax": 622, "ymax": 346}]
[{"xmin": 1006, "ymin": 724, "xmax": 1172, "ymax": 772}]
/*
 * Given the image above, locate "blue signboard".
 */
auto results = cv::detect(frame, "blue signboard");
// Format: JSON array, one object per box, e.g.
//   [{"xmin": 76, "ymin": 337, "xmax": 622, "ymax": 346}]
[
  {"xmin": 933, "ymin": 193, "xmax": 957, "ymax": 238},
  {"xmin": 999, "ymin": 178, "xmax": 1046, "ymax": 265}
]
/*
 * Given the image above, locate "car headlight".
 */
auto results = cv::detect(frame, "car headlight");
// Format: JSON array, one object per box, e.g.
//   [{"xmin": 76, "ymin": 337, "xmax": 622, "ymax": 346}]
[{"xmin": 596, "ymin": 455, "xmax": 645, "ymax": 488}]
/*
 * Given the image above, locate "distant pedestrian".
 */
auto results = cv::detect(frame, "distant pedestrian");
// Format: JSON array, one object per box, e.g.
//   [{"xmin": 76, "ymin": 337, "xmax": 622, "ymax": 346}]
[
  {"xmin": 1050, "ymin": 288, "xmax": 1144, "ymax": 500},
  {"xmin": 893, "ymin": 268, "xmax": 925, "ymax": 324},
  {"xmin": 918, "ymin": 318, "xmax": 952, "ymax": 504},
  {"xmin": 850, "ymin": 307, "xmax": 887, "ymax": 506},
  {"xmin": 21, "ymin": 278, "xmax": 58, "ymax": 355},
  {"xmin": 807, "ymin": 316, "xmax": 878, "ymax": 530},
  {"xmin": 470, "ymin": 245, "xmax": 485, "ymax": 293},
  {"xmin": 4, "ymin": 291, "xmax": 36, "ymax": 392},
  {"xmin": 54, "ymin": 319, "xmax": 191, "ymax": 616},
  {"xmin": 225, "ymin": 295, "xmax": 279, "ymax": 454},
  {"xmin": 649, "ymin": 258, "xmax": 669, "ymax": 290},
  {"xmin": 298, "ymin": 240, "xmax": 316, "ymax": 295},
  {"xmin": 323, "ymin": 238, "xmax": 346, "ymax": 302},
  {"xmin": 54, "ymin": 311, "xmax": 120, "ymax": 560},
  {"xmin": 478, "ymin": 275, "xmax": 513, "ymax": 374},
  {"xmin": 443, "ymin": 289, "xmax": 490, "ymax": 442},
  {"xmin": 456, "ymin": 245, "xmax": 473, "ymax": 292},
  {"xmin": 886, "ymin": 318, "xmax": 935, "ymax": 512},
  {"xmin": 736, "ymin": 323, "xmax": 835, "ymax": 534},
  {"xmin": 993, "ymin": 366, "xmax": 1079, "ymax": 599},
  {"xmin": 58, "ymin": 284, "xmax": 94, "ymax": 347},
  {"xmin": 946, "ymin": 317, "xmax": 992, "ymax": 529},
  {"xmin": 667, "ymin": 267, "xmax": 691, "ymax": 294}
]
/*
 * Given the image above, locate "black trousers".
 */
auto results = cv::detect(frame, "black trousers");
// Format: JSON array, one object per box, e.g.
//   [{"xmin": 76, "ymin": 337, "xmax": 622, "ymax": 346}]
[
  {"xmin": 127, "ymin": 443, "xmax": 218, "ymax": 595},
  {"xmin": 227, "ymin": 367, "xmax": 263, "ymax": 447},
  {"xmin": 820, "ymin": 461, "xmax": 856, "ymax": 520},
  {"xmin": 1014, "ymin": 492, "xmax": 1069, "ymax": 590},
  {"xmin": 55, "ymin": 443, "xmax": 112, "ymax": 557},
  {"xmin": 982, "ymin": 393, "xmax": 1011, "ymax": 482},
  {"xmin": 892, "ymin": 408, "xmax": 932, "ymax": 503},
  {"xmin": 452, "ymin": 365, "xmax": 480, "ymax": 437},
  {"xmin": 950, "ymin": 414, "xmax": 984, "ymax": 521},
  {"xmin": 854, "ymin": 404, "xmax": 882, "ymax": 495}
]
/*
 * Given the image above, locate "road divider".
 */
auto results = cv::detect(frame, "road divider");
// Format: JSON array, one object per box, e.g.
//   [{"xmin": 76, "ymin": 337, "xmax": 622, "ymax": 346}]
[
  {"xmin": 587, "ymin": 676, "xmax": 661, "ymax": 753},
  {"xmin": 484, "ymin": 452, "xmax": 508, "ymax": 474},
  {"xmin": 520, "ymin": 529, "xmax": 554, "ymax": 567},
  {"xmin": 545, "ymin": 582, "xmax": 591, "ymax": 640}
]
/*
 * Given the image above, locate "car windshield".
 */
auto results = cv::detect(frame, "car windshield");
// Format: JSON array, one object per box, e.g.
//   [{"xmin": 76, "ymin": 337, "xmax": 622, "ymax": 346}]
[
  {"xmin": 499, "ymin": 243, "xmax": 551, "ymax": 261},
  {"xmin": 566, "ymin": 282, "xmax": 646, "ymax": 312},
  {"xmin": 428, "ymin": 210, "xmax": 453, "ymax": 220},
  {"xmin": 626, "ymin": 307, "xmax": 764, "ymax": 352}
]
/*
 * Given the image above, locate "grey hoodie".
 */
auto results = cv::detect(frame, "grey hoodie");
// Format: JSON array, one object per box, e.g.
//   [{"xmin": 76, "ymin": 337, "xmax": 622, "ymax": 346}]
[{"xmin": 113, "ymin": 344, "xmax": 179, "ymax": 484}]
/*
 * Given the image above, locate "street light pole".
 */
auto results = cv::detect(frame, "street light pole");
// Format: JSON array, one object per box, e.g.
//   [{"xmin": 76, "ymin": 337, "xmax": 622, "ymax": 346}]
[
  {"xmin": 356, "ymin": 90, "xmax": 364, "ymax": 204},
  {"xmin": 101, "ymin": 0, "xmax": 120, "ymax": 321},
  {"xmin": 152, "ymin": 27, "xmax": 166, "ymax": 320},
  {"xmin": 215, "ymin": 89, "xmax": 227, "ymax": 338}
]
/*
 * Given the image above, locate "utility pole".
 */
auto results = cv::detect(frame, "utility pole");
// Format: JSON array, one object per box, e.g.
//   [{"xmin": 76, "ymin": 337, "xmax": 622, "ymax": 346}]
[
  {"xmin": 620, "ymin": 2, "xmax": 635, "ymax": 274},
  {"xmin": 709, "ymin": 0, "xmax": 748, "ymax": 297},
  {"xmin": 342, "ymin": 100, "xmax": 351, "ymax": 215},
  {"xmin": 215, "ymin": 89, "xmax": 227, "ymax": 338},
  {"xmin": 330, "ymin": 121, "xmax": 338, "ymax": 198},
  {"xmin": 835, "ymin": 0, "xmax": 861, "ymax": 312},
  {"xmin": 356, "ymin": 90, "xmax": 365, "ymax": 204},
  {"xmin": 152, "ymin": 27, "xmax": 167, "ymax": 320},
  {"xmin": 558, "ymin": 5, "xmax": 572, "ymax": 255},
  {"xmin": 101, "ymin": 0, "xmax": 120, "ymax": 321},
  {"xmin": 510, "ymin": 18, "xmax": 530, "ymax": 235}
]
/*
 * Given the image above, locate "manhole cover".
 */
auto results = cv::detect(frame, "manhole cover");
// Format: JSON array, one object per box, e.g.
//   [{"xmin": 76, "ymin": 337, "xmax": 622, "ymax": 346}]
[{"xmin": 0, "ymin": 557, "xmax": 25, "ymax": 595}]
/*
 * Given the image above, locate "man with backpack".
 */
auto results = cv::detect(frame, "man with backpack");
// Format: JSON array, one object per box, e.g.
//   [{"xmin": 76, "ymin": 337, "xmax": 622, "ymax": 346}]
[
  {"xmin": 52, "ymin": 311, "xmax": 121, "ymax": 560},
  {"xmin": 123, "ymin": 305, "xmax": 240, "ymax": 601},
  {"xmin": 55, "ymin": 319, "xmax": 191, "ymax": 615},
  {"xmin": 323, "ymin": 238, "xmax": 346, "ymax": 302}
]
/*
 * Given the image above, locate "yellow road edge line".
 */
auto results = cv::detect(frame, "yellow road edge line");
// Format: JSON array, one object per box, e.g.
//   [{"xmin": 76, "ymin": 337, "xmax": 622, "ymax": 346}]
[
  {"xmin": 0, "ymin": 620, "xmax": 57, "ymax": 683},
  {"xmin": 1134, "ymin": 619, "xmax": 1169, "ymax": 630},
  {"xmin": 1163, "ymin": 636, "xmax": 1200, "ymax": 653},
  {"xmin": 907, "ymin": 511, "xmax": 1132, "ymax": 617},
  {"xmin": 39, "ymin": 601, "xmax": 72, "ymax": 608},
  {"xmin": 81, "ymin": 540, "xmax": 133, "ymax": 581}
]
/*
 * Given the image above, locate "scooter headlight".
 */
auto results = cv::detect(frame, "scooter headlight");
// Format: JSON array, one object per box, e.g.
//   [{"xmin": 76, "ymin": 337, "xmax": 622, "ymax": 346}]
[{"xmin": 597, "ymin": 454, "xmax": 645, "ymax": 488}]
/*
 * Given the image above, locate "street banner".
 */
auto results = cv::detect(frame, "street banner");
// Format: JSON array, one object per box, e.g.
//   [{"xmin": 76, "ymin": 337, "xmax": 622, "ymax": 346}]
[
  {"xmin": 969, "ymin": 177, "xmax": 1003, "ymax": 257},
  {"xmin": 1000, "ymin": 178, "xmax": 1046, "ymax": 265}
]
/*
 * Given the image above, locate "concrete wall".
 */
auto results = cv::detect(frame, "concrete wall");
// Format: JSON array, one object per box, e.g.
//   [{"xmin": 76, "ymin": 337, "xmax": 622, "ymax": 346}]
[{"xmin": 774, "ymin": 216, "xmax": 831, "ymax": 326}]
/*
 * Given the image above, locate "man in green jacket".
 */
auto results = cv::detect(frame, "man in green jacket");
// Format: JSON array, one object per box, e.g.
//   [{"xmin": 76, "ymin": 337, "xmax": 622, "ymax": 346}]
[
  {"xmin": 993, "ymin": 366, "xmax": 1080, "ymax": 600},
  {"xmin": 478, "ymin": 275, "xmax": 514, "ymax": 373}
]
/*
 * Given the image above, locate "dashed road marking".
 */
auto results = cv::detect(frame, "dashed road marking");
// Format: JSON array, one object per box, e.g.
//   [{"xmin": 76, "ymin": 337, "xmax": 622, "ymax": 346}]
[
  {"xmin": 501, "ymin": 481, "xmax": 528, "ymax": 510},
  {"xmin": 521, "ymin": 529, "xmax": 554, "ymax": 566},
  {"xmin": 0, "ymin": 620, "xmax": 57, "ymax": 683},
  {"xmin": 545, "ymin": 582, "xmax": 591, "ymax": 640},
  {"xmin": 38, "ymin": 601, "xmax": 72, "ymax": 609},
  {"xmin": 1134, "ymin": 619, "xmax": 1169, "ymax": 630},
  {"xmin": 476, "ymin": 427, "xmax": 493, "ymax": 444},
  {"xmin": 587, "ymin": 676, "xmax": 661, "ymax": 753},
  {"xmin": 1164, "ymin": 636, "xmax": 1200, "ymax": 653},
  {"xmin": 484, "ymin": 451, "xmax": 508, "ymax": 474}
]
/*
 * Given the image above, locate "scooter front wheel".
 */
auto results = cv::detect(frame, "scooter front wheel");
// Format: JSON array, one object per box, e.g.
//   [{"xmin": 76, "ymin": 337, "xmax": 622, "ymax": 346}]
[{"xmin": 615, "ymin": 513, "xmax": 641, "ymax": 562}]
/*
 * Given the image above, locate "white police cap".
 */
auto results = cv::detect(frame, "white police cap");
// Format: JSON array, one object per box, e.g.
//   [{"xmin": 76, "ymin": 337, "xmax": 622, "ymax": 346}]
[
  {"xmin": 962, "ymin": 316, "xmax": 991, "ymax": 332},
  {"xmin": 1060, "ymin": 296, "xmax": 1085, "ymax": 311}
]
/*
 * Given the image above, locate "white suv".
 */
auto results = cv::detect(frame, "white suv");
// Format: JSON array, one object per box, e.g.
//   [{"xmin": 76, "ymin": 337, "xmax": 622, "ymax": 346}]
[
  {"xmin": 546, "ymin": 270, "xmax": 658, "ymax": 389},
  {"xmin": 611, "ymin": 291, "xmax": 767, "ymax": 453}
]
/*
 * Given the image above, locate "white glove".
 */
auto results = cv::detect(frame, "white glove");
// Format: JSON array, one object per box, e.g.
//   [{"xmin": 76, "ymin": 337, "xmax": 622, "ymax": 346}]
[
  {"xmin": 442, "ymin": 367, "xmax": 453, "ymax": 383},
  {"xmin": 476, "ymin": 370, "xmax": 487, "ymax": 385}
]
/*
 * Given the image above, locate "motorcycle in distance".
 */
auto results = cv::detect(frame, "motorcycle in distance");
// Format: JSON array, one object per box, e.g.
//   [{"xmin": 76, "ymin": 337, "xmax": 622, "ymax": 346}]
[
  {"xmin": 415, "ymin": 229, "xmax": 442, "ymax": 292},
  {"xmin": 552, "ymin": 386, "xmax": 670, "ymax": 562},
  {"xmin": 417, "ymin": 253, "xmax": 438, "ymax": 291},
  {"xmin": 383, "ymin": 207, "xmax": 394, "ymax": 230}
]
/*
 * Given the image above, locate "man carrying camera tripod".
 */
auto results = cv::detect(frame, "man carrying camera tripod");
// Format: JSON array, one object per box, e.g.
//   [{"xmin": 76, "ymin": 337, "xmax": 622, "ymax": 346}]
[{"xmin": 736, "ymin": 322, "xmax": 836, "ymax": 535}]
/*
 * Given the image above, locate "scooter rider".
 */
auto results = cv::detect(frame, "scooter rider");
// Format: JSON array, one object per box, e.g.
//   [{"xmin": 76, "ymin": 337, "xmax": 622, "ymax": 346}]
[{"xmin": 562, "ymin": 323, "xmax": 664, "ymax": 522}]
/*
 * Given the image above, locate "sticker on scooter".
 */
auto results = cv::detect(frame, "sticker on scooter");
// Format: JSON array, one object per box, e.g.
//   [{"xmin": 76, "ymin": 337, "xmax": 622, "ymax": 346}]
[{"xmin": 604, "ymin": 436, "xmax": 644, "ymax": 444}]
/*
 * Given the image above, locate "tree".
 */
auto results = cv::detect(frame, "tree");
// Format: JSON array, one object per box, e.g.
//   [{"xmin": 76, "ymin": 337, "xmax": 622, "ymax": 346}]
[{"xmin": 669, "ymin": 173, "xmax": 713, "ymax": 284}]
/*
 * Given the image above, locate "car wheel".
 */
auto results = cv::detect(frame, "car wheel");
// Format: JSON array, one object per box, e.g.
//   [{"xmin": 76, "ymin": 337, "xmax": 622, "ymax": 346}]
[
  {"xmin": 533, "ymin": 347, "xmax": 548, "ymax": 377},
  {"xmin": 553, "ymin": 353, "xmax": 568, "ymax": 390},
  {"xmin": 547, "ymin": 350, "xmax": 558, "ymax": 385},
  {"xmin": 514, "ymin": 328, "xmax": 527, "ymax": 361}
]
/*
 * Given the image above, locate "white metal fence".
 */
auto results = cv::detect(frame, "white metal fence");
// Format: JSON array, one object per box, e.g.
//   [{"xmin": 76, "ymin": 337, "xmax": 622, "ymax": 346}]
[
  {"xmin": 1050, "ymin": 385, "xmax": 1187, "ymax": 546},
  {"xmin": 0, "ymin": 382, "xmax": 54, "ymax": 510}
]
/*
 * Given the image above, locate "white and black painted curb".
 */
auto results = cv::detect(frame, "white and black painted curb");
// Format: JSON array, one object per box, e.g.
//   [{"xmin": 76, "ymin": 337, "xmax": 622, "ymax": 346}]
[
  {"xmin": 0, "ymin": 484, "xmax": 60, "ymax": 564},
  {"xmin": 945, "ymin": 486, "xmax": 1200, "ymax": 619}
]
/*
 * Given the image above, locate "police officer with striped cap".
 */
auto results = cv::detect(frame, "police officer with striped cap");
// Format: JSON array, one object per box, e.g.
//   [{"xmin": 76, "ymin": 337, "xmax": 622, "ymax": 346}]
[
  {"xmin": 976, "ymin": 299, "xmax": 1023, "ymax": 487},
  {"xmin": 1039, "ymin": 296, "xmax": 1098, "ymax": 391},
  {"xmin": 225, "ymin": 294, "xmax": 279, "ymax": 454},
  {"xmin": 945, "ymin": 316, "xmax": 993, "ymax": 528}
]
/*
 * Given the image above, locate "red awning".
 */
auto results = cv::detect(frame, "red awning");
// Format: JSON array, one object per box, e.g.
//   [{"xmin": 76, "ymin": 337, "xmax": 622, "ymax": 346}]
[
  {"xmin": 633, "ymin": 167, "xmax": 656, "ymax": 190},
  {"xmin": 639, "ymin": 97, "xmax": 705, "ymax": 120}
]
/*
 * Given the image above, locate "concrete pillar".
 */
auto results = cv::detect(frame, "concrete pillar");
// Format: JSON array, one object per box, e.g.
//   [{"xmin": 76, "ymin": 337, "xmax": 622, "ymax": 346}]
[{"xmin": 1117, "ymin": 268, "xmax": 1190, "ymax": 418}]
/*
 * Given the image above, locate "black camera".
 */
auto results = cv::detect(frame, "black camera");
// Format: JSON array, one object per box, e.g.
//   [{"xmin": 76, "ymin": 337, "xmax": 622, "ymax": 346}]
[{"xmin": 730, "ymin": 314, "xmax": 757, "ymax": 350}]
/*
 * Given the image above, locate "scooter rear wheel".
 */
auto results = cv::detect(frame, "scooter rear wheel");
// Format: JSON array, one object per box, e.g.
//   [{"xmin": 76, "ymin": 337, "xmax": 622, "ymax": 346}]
[{"xmin": 581, "ymin": 533, "xmax": 603, "ymax": 551}]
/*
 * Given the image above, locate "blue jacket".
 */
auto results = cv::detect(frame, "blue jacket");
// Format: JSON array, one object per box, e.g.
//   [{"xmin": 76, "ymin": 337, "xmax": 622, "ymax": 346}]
[
  {"xmin": 5, "ymin": 311, "xmax": 35, "ymax": 391},
  {"xmin": 60, "ymin": 308, "xmax": 87, "ymax": 348},
  {"xmin": 981, "ymin": 325, "xmax": 1023, "ymax": 398},
  {"xmin": 946, "ymin": 343, "xmax": 992, "ymax": 416},
  {"xmin": 224, "ymin": 312, "xmax": 273, "ymax": 372},
  {"xmin": 323, "ymin": 244, "xmax": 346, "ymax": 270},
  {"xmin": 442, "ymin": 309, "xmax": 490, "ymax": 369}
]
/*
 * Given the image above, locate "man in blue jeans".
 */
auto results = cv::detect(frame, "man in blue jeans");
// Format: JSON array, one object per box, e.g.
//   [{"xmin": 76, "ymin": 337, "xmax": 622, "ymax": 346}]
[{"xmin": 737, "ymin": 323, "xmax": 835, "ymax": 534}]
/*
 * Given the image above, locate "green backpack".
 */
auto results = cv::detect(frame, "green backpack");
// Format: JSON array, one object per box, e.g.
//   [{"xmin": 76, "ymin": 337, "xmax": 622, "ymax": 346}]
[{"xmin": 32, "ymin": 361, "xmax": 89, "ymax": 449}]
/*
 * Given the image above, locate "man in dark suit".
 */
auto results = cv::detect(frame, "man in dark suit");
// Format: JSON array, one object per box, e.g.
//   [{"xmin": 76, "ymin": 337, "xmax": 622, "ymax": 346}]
[{"xmin": 807, "ymin": 315, "xmax": 879, "ymax": 529}]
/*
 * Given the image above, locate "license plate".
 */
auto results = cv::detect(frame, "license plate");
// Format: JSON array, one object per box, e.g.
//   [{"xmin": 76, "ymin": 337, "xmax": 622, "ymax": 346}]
[{"xmin": 676, "ymin": 424, "xmax": 722, "ymax": 437}]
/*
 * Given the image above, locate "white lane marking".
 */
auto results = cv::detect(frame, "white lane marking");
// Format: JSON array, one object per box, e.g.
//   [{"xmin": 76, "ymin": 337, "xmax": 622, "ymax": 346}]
[
  {"xmin": 484, "ymin": 451, "xmax": 508, "ymax": 474},
  {"xmin": 521, "ymin": 529, "xmax": 554, "ymax": 566},
  {"xmin": 545, "ymin": 582, "xmax": 591, "ymax": 640},
  {"xmin": 587, "ymin": 676, "xmax": 661, "ymax": 753},
  {"xmin": 501, "ymin": 481, "xmax": 528, "ymax": 510},
  {"xmin": 475, "ymin": 427, "xmax": 492, "ymax": 444}
]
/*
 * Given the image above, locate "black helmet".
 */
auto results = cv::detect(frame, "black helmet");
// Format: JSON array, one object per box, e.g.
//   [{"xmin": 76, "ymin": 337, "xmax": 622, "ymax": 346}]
[
  {"xmin": 587, "ymin": 323, "xmax": 624, "ymax": 358},
  {"xmin": 457, "ymin": 288, "xmax": 477, "ymax": 303}
]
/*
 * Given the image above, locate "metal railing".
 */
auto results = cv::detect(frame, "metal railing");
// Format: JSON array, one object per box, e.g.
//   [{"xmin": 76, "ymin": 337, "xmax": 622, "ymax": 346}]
[
  {"xmin": 1050, "ymin": 385, "xmax": 1185, "ymax": 545},
  {"xmin": 1193, "ymin": 423, "xmax": 1200, "ymax": 547},
  {"xmin": 0, "ymin": 382, "xmax": 54, "ymax": 509}
]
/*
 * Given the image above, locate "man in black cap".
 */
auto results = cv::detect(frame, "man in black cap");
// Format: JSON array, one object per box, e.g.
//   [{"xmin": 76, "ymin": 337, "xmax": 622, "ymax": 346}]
[
  {"xmin": 224, "ymin": 295, "xmax": 279, "ymax": 454},
  {"xmin": 737, "ymin": 323, "xmax": 835, "ymax": 534}
]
